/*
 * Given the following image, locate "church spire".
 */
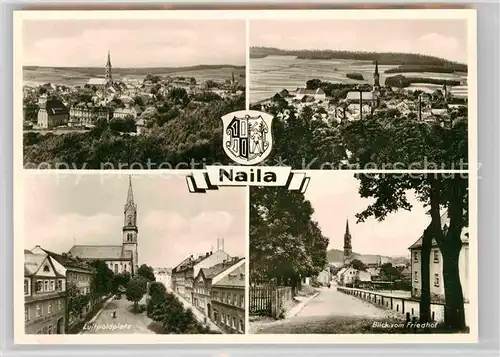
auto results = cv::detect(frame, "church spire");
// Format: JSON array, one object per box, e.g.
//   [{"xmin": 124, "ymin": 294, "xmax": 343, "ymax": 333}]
[
  {"xmin": 373, "ymin": 60, "xmax": 380, "ymax": 90},
  {"xmin": 126, "ymin": 175, "xmax": 134, "ymax": 206},
  {"xmin": 105, "ymin": 49, "xmax": 113, "ymax": 86},
  {"xmin": 343, "ymin": 218, "xmax": 352, "ymax": 264}
]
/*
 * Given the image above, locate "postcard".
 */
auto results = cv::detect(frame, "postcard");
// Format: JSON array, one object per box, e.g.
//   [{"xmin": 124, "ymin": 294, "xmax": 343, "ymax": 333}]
[{"xmin": 13, "ymin": 9, "xmax": 477, "ymax": 344}]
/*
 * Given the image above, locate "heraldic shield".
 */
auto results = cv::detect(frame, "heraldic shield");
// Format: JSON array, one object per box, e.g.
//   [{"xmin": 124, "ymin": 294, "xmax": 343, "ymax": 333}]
[{"xmin": 221, "ymin": 110, "xmax": 274, "ymax": 165}]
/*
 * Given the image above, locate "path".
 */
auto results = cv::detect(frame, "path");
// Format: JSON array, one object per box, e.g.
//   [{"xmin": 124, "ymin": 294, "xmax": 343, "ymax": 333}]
[
  {"xmin": 81, "ymin": 295, "xmax": 162, "ymax": 334},
  {"xmin": 254, "ymin": 287, "xmax": 404, "ymax": 334}
]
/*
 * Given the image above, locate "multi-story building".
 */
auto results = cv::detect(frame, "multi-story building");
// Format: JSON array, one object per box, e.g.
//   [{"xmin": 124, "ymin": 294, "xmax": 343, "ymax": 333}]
[
  {"xmin": 409, "ymin": 210, "xmax": 469, "ymax": 302},
  {"xmin": 192, "ymin": 258, "xmax": 243, "ymax": 317},
  {"xmin": 69, "ymin": 104, "xmax": 108, "ymax": 127},
  {"xmin": 211, "ymin": 261, "xmax": 245, "ymax": 334},
  {"xmin": 171, "ymin": 247, "xmax": 231, "ymax": 303},
  {"xmin": 36, "ymin": 95, "xmax": 69, "ymax": 129},
  {"xmin": 24, "ymin": 250, "xmax": 67, "ymax": 334},
  {"xmin": 30, "ymin": 246, "xmax": 95, "ymax": 330}
]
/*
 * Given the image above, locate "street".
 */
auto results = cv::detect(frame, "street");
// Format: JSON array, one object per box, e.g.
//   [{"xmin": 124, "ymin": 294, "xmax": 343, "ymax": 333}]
[
  {"xmin": 81, "ymin": 295, "xmax": 162, "ymax": 334},
  {"xmin": 253, "ymin": 287, "xmax": 404, "ymax": 334}
]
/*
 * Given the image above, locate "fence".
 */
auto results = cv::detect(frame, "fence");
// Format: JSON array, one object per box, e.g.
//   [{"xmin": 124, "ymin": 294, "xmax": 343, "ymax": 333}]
[
  {"xmin": 249, "ymin": 284, "xmax": 293, "ymax": 319},
  {"xmin": 337, "ymin": 286, "xmax": 469, "ymax": 325}
]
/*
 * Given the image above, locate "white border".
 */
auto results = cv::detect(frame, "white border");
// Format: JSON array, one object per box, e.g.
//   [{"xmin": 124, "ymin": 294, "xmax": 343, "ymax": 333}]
[{"xmin": 13, "ymin": 9, "xmax": 478, "ymax": 344}]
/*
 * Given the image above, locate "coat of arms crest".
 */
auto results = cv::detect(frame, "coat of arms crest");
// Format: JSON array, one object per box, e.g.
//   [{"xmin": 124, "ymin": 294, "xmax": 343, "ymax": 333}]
[{"xmin": 221, "ymin": 110, "xmax": 274, "ymax": 165}]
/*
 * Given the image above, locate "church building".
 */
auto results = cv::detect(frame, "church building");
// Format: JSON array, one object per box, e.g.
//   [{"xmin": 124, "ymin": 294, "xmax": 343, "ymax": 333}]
[
  {"xmin": 68, "ymin": 177, "xmax": 139, "ymax": 275},
  {"xmin": 87, "ymin": 50, "xmax": 114, "ymax": 89}
]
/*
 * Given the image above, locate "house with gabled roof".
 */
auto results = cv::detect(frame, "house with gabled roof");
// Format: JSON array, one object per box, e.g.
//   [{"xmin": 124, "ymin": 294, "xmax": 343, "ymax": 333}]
[
  {"xmin": 171, "ymin": 248, "xmax": 231, "ymax": 303},
  {"xmin": 211, "ymin": 260, "xmax": 246, "ymax": 334},
  {"xmin": 24, "ymin": 250, "xmax": 67, "ymax": 335},
  {"xmin": 192, "ymin": 257, "xmax": 244, "ymax": 317},
  {"xmin": 409, "ymin": 210, "xmax": 469, "ymax": 302}
]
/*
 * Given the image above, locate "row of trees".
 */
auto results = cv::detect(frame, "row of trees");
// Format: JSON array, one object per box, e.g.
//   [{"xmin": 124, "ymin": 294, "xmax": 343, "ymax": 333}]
[
  {"xmin": 250, "ymin": 46, "xmax": 468, "ymax": 69},
  {"xmin": 146, "ymin": 282, "xmax": 216, "ymax": 334},
  {"xmin": 250, "ymin": 187, "xmax": 329, "ymax": 290}
]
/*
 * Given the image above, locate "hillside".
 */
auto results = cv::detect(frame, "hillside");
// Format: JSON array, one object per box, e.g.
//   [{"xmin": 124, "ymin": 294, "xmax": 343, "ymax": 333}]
[
  {"xmin": 250, "ymin": 46, "xmax": 467, "ymax": 70},
  {"xmin": 327, "ymin": 248, "xmax": 409, "ymax": 266},
  {"xmin": 23, "ymin": 64, "xmax": 245, "ymax": 76}
]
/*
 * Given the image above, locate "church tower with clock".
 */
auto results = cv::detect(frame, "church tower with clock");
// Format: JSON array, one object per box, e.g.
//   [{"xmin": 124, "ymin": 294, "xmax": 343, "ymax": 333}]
[{"xmin": 123, "ymin": 176, "xmax": 139, "ymax": 275}]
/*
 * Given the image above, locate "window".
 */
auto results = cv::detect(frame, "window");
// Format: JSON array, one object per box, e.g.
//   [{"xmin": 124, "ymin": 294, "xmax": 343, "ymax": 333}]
[
  {"xmin": 114, "ymin": 264, "xmax": 118, "ymax": 273},
  {"xmin": 57, "ymin": 299, "xmax": 62, "ymax": 311},
  {"xmin": 433, "ymin": 250, "xmax": 440, "ymax": 263},
  {"xmin": 50, "ymin": 280, "xmax": 55, "ymax": 291},
  {"xmin": 36, "ymin": 280, "xmax": 43, "ymax": 292},
  {"xmin": 25, "ymin": 306, "xmax": 29, "ymax": 321},
  {"xmin": 232, "ymin": 317, "xmax": 236, "ymax": 329},
  {"xmin": 239, "ymin": 320, "xmax": 244, "ymax": 333},
  {"xmin": 239, "ymin": 295, "xmax": 244, "ymax": 308},
  {"xmin": 434, "ymin": 273, "xmax": 440, "ymax": 287},
  {"xmin": 221, "ymin": 292, "xmax": 225, "ymax": 303},
  {"xmin": 24, "ymin": 279, "xmax": 30, "ymax": 296},
  {"xmin": 221, "ymin": 314, "xmax": 225, "ymax": 325},
  {"xmin": 213, "ymin": 291, "xmax": 219, "ymax": 301},
  {"xmin": 44, "ymin": 280, "xmax": 49, "ymax": 291},
  {"xmin": 48, "ymin": 302, "xmax": 52, "ymax": 314},
  {"xmin": 57, "ymin": 280, "xmax": 62, "ymax": 291},
  {"xmin": 413, "ymin": 252, "xmax": 418, "ymax": 262},
  {"xmin": 47, "ymin": 325, "xmax": 53, "ymax": 335},
  {"xmin": 43, "ymin": 264, "xmax": 50, "ymax": 272},
  {"xmin": 36, "ymin": 304, "xmax": 42, "ymax": 318},
  {"xmin": 414, "ymin": 271, "xmax": 418, "ymax": 282}
]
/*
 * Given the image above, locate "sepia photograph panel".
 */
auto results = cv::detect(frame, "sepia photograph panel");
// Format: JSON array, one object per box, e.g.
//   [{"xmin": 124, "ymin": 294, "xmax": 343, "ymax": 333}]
[
  {"xmin": 249, "ymin": 18, "xmax": 472, "ymax": 170},
  {"xmin": 249, "ymin": 172, "xmax": 472, "ymax": 335},
  {"xmin": 20, "ymin": 17, "xmax": 246, "ymax": 170},
  {"xmin": 21, "ymin": 173, "xmax": 246, "ymax": 335}
]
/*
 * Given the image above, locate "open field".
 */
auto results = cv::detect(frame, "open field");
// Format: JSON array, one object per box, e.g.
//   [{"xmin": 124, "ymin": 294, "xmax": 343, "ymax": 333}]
[
  {"xmin": 23, "ymin": 65, "xmax": 245, "ymax": 87},
  {"xmin": 250, "ymin": 55, "xmax": 467, "ymax": 103}
]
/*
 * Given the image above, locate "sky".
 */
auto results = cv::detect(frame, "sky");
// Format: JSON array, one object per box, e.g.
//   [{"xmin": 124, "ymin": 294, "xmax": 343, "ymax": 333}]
[
  {"xmin": 250, "ymin": 19, "xmax": 468, "ymax": 63},
  {"xmin": 23, "ymin": 173, "xmax": 246, "ymax": 268},
  {"xmin": 22, "ymin": 20, "xmax": 246, "ymax": 67},
  {"xmin": 304, "ymin": 172, "xmax": 432, "ymax": 258}
]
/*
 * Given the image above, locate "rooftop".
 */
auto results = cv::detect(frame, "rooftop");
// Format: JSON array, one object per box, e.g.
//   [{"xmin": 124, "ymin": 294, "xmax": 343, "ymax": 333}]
[{"xmin": 68, "ymin": 245, "xmax": 132, "ymax": 260}]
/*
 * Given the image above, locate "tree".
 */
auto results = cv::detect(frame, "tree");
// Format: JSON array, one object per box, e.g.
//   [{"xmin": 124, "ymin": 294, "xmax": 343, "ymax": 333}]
[
  {"xmin": 355, "ymin": 173, "xmax": 468, "ymax": 331},
  {"xmin": 90, "ymin": 260, "xmax": 114, "ymax": 297},
  {"xmin": 349, "ymin": 259, "xmax": 367, "ymax": 271},
  {"xmin": 137, "ymin": 264, "xmax": 156, "ymax": 282},
  {"xmin": 149, "ymin": 292, "xmax": 212, "ymax": 334},
  {"xmin": 67, "ymin": 283, "xmax": 90, "ymax": 320},
  {"xmin": 306, "ymin": 79, "xmax": 322, "ymax": 90},
  {"xmin": 250, "ymin": 187, "xmax": 329, "ymax": 291},
  {"xmin": 168, "ymin": 87, "xmax": 190, "ymax": 107},
  {"xmin": 126, "ymin": 276, "xmax": 147, "ymax": 311},
  {"xmin": 111, "ymin": 271, "xmax": 131, "ymax": 293}
]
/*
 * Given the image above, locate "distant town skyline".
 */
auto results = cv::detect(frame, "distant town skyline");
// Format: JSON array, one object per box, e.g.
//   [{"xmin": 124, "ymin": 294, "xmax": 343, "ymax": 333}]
[
  {"xmin": 23, "ymin": 173, "xmax": 246, "ymax": 268},
  {"xmin": 22, "ymin": 19, "xmax": 246, "ymax": 67},
  {"xmin": 250, "ymin": 19, "xmax": 468, "ymax": 63},
  {"xmin": 304, "ymin": 172, "xmax": 432, "ymax": 258}
]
